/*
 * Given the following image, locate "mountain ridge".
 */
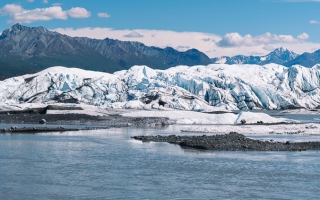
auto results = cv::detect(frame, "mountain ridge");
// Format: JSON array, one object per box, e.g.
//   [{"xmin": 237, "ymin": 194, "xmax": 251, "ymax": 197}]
[
  {"xmin": 211, "ymin": 47, "xmax": 320, "ymax": 68},
  {"xmin": 211, "ymin": 47, "xmax": 299, "ymax": 65},
  {"xmin": 0, "ymin": 23, "xmax": 212, "ymax": 77},
  {"xmin": 2, "ymin": 23, "xmax": 320, "ymax": 79}
]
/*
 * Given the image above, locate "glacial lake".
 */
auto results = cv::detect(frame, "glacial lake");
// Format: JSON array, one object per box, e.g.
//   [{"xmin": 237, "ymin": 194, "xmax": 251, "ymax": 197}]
[{"xmin": 1, "ymin": 125, "xmax": 320, "ymax": 199}]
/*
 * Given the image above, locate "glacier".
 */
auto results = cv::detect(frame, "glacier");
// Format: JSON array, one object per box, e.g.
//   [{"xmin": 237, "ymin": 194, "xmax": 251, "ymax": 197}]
[{"xmin": 1, "ymin": 63, "xmax": 320, "ymax": 110}]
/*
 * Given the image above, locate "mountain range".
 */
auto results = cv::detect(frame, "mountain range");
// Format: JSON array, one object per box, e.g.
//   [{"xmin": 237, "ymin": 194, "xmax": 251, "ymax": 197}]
[
  {"xmin": 211, "ymin": 47, "xmax": 320, "ymax": 68},
  {"xmin": 2, "ymin": 24, "xmax": 320, "ymax": 80},
  {"xmin": 0, "ymin": 24, "xmax": 212, "ymax": 78}
]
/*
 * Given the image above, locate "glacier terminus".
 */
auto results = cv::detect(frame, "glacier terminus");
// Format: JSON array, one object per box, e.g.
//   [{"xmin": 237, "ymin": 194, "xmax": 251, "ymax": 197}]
[{"xmin": 1, "ymin": 63, "xmax": 320, "ymax": 111}]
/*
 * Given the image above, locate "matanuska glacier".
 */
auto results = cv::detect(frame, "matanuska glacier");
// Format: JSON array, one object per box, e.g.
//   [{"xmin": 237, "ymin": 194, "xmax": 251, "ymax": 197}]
[{"xmin": 1, "ymin": 63, "xmax": 320, "ymax": 110}]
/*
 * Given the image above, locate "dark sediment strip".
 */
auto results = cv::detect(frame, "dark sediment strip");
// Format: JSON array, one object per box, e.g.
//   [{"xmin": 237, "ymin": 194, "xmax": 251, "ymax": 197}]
[
  {"xmin": 0, "ymin": 113, "xmax": 170, "ymax": 127},
  {"xmin": 0, "ymin": 126, "xmax": 109, "ymax": 133},
  {"xmin": 0, "ymin": 106, "xmax": 170, "ymax": 127},
  {"xmin": 132, "ymin": 132, "xmax": 320, "ymax": 151}
]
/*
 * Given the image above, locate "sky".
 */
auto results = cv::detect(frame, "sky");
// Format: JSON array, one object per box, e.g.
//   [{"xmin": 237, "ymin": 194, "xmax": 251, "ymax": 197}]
[{"xmin": 0, "ymin": 0, "xmax": 320, "ymax": 57}]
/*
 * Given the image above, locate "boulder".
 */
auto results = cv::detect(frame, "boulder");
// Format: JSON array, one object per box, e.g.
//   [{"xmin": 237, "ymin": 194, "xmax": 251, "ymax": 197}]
[{"xmin": 39, "ymin": 119, "xmax": 46, "ymax": 124}]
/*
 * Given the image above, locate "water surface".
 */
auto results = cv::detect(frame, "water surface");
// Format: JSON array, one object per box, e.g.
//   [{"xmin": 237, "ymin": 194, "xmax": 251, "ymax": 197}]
[{"xmin": 0, "ymin": 126, "xmax": 319, "ymax": 199}]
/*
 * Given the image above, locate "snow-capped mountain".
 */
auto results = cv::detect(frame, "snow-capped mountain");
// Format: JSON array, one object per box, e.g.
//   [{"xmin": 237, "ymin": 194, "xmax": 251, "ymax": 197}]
[
  {"xmin": 264, "ymin": 47, "xmax": 299, "ymax": 64},
  {"xmin": 211, "ymin": 47, "xmax": 299, "ymax": 65},
  {"xmin": 1, "ymin": 63, "xmax": 320, "ymax": 110}
]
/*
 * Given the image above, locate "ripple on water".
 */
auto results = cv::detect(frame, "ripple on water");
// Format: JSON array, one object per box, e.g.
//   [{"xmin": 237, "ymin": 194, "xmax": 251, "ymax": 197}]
[{"xmin": 0, "ymin": 126, "xmax": 319, "ymax": 199}]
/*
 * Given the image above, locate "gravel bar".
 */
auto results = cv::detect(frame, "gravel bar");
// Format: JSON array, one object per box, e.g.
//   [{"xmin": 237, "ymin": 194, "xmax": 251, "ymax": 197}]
[{"xmin": 132, "ymin": 132, "xmax": 320, "ymax": 151}]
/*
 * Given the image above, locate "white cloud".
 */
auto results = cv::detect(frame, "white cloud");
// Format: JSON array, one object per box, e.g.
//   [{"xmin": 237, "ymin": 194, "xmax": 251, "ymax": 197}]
[
  {"xmin": 97, "ymin": 12, "xmax": 110, "ymax": 18},
  {"xmin": 51, "ymin": 27, "xmax": 320, "ymax": 58},
  {"xmin": 123, "ymin": 31, "xmax": 144, "ymax": 38},
  {"xmin": 43, "ymin": 0, "xmax": 49, "ymax": 4},
  {"xmin": 1, "ymin": 4, "xmax": 24, "ymax": 14},
  {"xmin": 297, "ymin": 32, "xmax": 309, "ymax": 40},
  {"xmin": 27, "ymin": 0, "xmax": 35, "ymax": 2},
  {"xmin": 67, "ymin": 7, "xmax": 91, "ymax": 18},
  {"xmin": 263, "ymin": 45, "xmax": 275, "ymax": 51},
  {"xmin": 0, "ymin": 4, "xmax": 67, "ymax": 23},
  {"xmin": 202, "ymin": 38, "xmax": 211, "ymax": 42},
  {"xmin": 176, "ymin": 45, "xmax": 190, "ymax": 51},
  {"xmin": 0, "ymin": 4, "xmax": 91, "ymax": 23},
  {"xmin": 251, "ymin": 51, "xmax": 265, "ymax": 55},
  {"xmin": 217, "ymin": 32, "xmax": 308, "ymax": 47},
  {"xmin": 310, "ymin": 20, "xmax": 320, "ymax": 24}
]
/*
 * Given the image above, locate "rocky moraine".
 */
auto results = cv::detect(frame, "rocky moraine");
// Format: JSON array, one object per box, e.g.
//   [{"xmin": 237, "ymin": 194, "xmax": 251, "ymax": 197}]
[{"xmin": 132, "ymin": 132, "xmax": 320, "ymax": 151}]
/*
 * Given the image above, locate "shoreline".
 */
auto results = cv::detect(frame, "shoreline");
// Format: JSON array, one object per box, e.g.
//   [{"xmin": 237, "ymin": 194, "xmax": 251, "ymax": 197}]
[{"xmin": 0, "ymin": 125, "xmax": 111, "ymax": 133}]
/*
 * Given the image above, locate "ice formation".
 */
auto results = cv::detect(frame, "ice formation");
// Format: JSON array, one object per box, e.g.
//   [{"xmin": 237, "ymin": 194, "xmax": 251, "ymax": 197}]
[{"xmin": 1, "ymin": 63, "xmax": 320, "ymax": 110}]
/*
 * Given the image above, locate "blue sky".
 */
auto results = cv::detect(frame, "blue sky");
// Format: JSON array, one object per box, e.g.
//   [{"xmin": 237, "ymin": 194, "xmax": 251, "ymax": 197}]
[{"xmin": 1, "ymin": 0, "xmax": 320, "ymax": 57}]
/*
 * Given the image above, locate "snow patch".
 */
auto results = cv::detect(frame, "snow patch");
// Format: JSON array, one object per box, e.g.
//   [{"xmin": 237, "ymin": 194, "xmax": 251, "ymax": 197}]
[
  {"xmin": 181, "ymin": 123, "xmax": 318, "ymax": 136},
  {"xmin": 121, "ymin": 110, "xmax": 296, "ymax": 125},
  {"xmin": 234, "ymin": 111, "xmax": 295, "ymax": 124}
]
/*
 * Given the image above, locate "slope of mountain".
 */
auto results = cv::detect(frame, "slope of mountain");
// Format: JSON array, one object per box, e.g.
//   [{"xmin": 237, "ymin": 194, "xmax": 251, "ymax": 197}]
[
  {"xmin": 0, "ymin": 24, "xmax": 212, "ymax": 77},
  {"xmin": 1, "ymin": 63, "xmax": 320, "ymax": 110},
  {"xmin": 211, "ymin": 47, "xmax": 299, "ymax": 65},
  {"xmin": 211, "ymin": 55, "xmax": 261, "ymax": 65},
  {"xmin": 263, "ymin": 47, "xmax": 299, "ymax": 65},
  {"xmin": 284, "ymin": 49, "xmax": 320, "ymax": 68}
]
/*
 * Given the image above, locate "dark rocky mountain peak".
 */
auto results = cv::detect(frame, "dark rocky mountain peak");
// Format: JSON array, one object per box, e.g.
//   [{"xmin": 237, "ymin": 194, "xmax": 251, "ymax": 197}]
[
  {"xmin": 0, "ymin": 24, "xmax": 212, "ymax": 77},
  {"xmin": 263, "ymin": 47, "xmax": 298, "ymax": 65},
  {"xmin": 273, "ymin": 47, "xmax": 286, "ymax": 54},
  {"xmin": 0, "ymin": 23, "xmax": 27, "ymax": 39},
  {"xmin": 0, "ymin": 23, "xmax": 51, "ymax": 40}
]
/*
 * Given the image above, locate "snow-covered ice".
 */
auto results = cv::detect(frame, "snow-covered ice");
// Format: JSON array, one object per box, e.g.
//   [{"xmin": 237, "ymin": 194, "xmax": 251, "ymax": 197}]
[
  {"xmin": 1, "ymin": 63, "xmax": 320, "ymax": 111},
  {"xmin": 180, "ymin": 123, "xmax": 320, "ymax": 135},
  {"xmin": 234, "ymin": 111, "xmax": 294, "ymax": 124},
  {"xmin": 122, "ymin": 110, "xmax": 297, "ymax": 125},
  {"xmin": 122, "ymin": 110, "xmax": 237, "ymax": 124},
  {"xmin": 0, "ymin": 102, "xmax": 296, "ymax": 125}
]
